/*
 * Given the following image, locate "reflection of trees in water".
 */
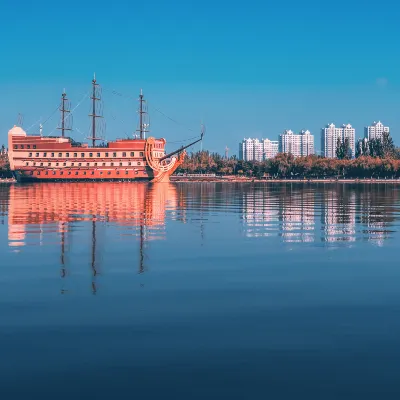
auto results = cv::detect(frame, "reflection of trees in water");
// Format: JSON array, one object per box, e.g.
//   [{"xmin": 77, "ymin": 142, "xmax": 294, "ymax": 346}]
[
  {"xmin": 355, "ymin": 185, "xmax": 399, "ymax": 245},
  {"xmin": 175, "ymin": 182, "xmax": 238, "ymax": 214},
  {"xmin": 0, "ymin": 184, "xmax": 10, "ymax": 225},
  {"xmin": 356, "ymin": 185, "xmax": 398, "ymax": 225},
  {"xmin": 60, "ymin": 222, "xmax": 67, "ymax": 294}
]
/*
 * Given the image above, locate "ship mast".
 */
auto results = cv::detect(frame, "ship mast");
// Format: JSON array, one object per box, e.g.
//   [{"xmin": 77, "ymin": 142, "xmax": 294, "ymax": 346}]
[
  {"xmin": 57, "ymin": 90, "xmax": 72, "ymax": 137},
  {"xmin": 136, "ymin": 89, "xmax": 149, "ymax": 139},
  {"xmin": 88, "ymin": 74, "xmax": 103, "ymax": 147}
]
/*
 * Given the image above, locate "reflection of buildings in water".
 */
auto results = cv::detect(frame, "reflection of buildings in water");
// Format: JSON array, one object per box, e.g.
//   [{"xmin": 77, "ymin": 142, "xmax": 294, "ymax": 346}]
[
  {"xmin": 279, "ymin": 190, "xmax": 315, "ymax": 243},
  {"xmin": 319, "ymin": 185, "xmax": 398, "ymax": 245},
  {"xmin": 242, "ymin": 187, "xmax": 279, "ymax": 238},
  {"xmin": 241, "ymin": 184, "xmax": 395, "ymax": 245},
  {"xmin": 356, "ymin": 187, "xmax": 397, "ymax": 246},
  {"xmin": 321, "ymin": 189, "xmax": 356, "ymax": 242},
  {"xmin": 242, "ymin": 186, "xmax": 315, "ymax": 242},
  {"xmin": 7, "ymin": 183, "xmax": 178, "ymax": 292}
]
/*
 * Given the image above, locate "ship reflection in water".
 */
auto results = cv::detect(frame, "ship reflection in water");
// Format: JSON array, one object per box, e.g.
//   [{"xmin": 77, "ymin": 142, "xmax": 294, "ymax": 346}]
[{"xmin": 5, "ymin": 182, "xmax": 179, "ymax": 293}]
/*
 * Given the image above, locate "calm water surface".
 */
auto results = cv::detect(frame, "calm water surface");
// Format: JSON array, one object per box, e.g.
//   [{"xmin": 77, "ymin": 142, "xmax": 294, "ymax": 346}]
[{"xmin": 1, "ymin": 182, "xmax": 400, "ymax": 399}]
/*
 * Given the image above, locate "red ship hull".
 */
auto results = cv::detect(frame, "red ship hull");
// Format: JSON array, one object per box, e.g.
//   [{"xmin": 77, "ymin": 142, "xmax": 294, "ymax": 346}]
[{"xmin": 13, "ymin": 168, "xmax": 154, "ymax": 182}]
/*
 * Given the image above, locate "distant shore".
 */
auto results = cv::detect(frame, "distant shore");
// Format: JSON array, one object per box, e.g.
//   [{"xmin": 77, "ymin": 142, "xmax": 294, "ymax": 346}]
[
  {"xmin": 0, "ymin": 178, "xmax": 16, "ymax": 183},
  {"xmin": 171, "ymin": 176, "xmax": 400, "ymax": 184}
]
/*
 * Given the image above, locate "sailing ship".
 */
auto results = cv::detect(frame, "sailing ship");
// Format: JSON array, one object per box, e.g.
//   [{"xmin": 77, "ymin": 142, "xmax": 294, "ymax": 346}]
[{"xmin": 7, "ymin": 76, "xmax": 202, "ymax": 183}]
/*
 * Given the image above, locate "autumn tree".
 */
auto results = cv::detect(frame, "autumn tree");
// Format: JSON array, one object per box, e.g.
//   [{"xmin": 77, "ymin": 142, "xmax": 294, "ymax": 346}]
[{"xmin": 267, "ymin": 153, "xmax": 294, "ymax": 178}]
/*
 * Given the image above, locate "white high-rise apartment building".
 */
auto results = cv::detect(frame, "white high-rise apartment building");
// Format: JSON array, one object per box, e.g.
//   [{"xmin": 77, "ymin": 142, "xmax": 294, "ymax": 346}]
[
  {"xmin": 279, "ymin": 130, "xmax": 301, "ymax": 157},
  {"xmin": 321, "ymin": 123, "xmax": 355, "ymax": 158},
  {"xmin": 263, "ymin": 139, "xmax": 279, "ymax": 159},
  {"xmin": 321, "ymin": 124, "xmax": 341, "ymax": 158},
  {"xmin": 299, "ymin": 130, "xmax": 314, "ymax": 156},
  {"xmin": 364, "ymin": 121, "xmax": 389, "ymax": 140},
  {"xmin": 279, "ymin": 129, "xmax": 314, "ymax": 157},
  {"xmin": 239, "ymin": 138, "xmax": 278, "ymax": 161},
  {"xmin": 239, "ymin": 138, "xmax": 263, "ymax": 161}
]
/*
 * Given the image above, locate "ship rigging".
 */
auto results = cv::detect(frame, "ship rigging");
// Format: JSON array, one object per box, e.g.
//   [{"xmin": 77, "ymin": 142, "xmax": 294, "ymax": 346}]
[{"xmin": 7, "ymin": 76, "xmax": 204, "ymax": 183}]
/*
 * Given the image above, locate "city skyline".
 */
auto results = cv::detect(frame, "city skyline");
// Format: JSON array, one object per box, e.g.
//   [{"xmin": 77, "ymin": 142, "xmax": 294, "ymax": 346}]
[{"xmin": 239, "ymin": 121, "xmax": 392, "ymax": 160}]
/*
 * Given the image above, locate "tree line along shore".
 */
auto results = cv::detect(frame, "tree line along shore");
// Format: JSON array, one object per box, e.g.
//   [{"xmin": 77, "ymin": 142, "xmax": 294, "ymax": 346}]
[{"xmin": 176, "ymin": 151, "xmax": 400, "ymax": 180}]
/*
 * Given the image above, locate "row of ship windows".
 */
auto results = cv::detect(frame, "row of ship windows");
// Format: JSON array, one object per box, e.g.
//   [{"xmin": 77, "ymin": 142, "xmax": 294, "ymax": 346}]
[
  {"xmin": 14, "ymin": 144, "xmax": 37, "ymax": 149},
  {"xmin": 25, "ymin": 161, "xmax": 142, "ymax": 167},
  {"xmin": 26, "ymin": 151, "xmax": 145, "ymax": 158},
  {"xmin": 28, "ymin": 170, "xmax": 145, "ymax": 176}
]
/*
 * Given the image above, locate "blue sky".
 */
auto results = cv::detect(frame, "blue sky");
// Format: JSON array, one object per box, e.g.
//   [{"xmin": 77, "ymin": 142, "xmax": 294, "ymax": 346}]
[{"xmin": 1, "ymin": 0, "xmax": 399, "ymax": 155}]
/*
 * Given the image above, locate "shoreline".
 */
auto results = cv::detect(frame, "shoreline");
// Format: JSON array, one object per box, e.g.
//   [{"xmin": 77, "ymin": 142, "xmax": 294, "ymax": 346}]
[
  {"xmin": 2, "ymin": 177, "xmax": 400, "ymax": 184},
  {"xmin": 0, "ymin": 178, "xmax": 16, "ymax": 183},
  {"xmin": 171, "ymin": 177, "xmax": 400, "ymax": 183}
]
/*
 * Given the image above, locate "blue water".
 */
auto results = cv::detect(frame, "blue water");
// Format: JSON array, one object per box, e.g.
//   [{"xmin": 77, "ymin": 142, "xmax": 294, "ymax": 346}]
[{"xmin": 1, "ymin": 182, "xmax": 400, "ymax": 399}]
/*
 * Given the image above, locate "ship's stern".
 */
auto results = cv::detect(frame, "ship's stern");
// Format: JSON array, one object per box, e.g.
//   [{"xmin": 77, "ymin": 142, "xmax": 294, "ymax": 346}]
[{"xmin": 8, "ymin": 126, "xmax": 27, "ymax": 173}]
